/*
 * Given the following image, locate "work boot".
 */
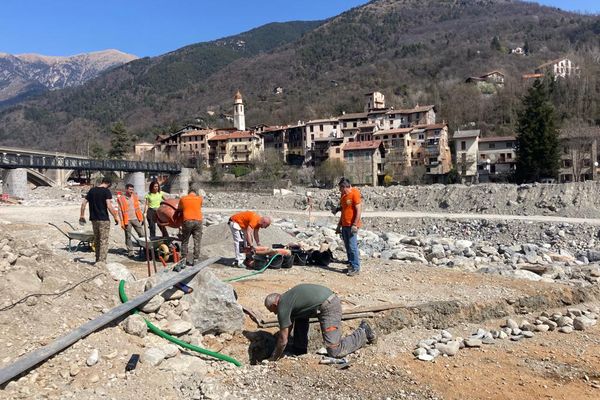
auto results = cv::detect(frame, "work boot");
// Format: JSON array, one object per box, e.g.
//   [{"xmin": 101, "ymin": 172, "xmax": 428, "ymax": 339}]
[
  {"xmin": 359, "ymin": 320, "xmax": 377, "ymax": 344},
  {"xmin": 346, "ymin": 270, "xmax": 360, "ymax": 277}
]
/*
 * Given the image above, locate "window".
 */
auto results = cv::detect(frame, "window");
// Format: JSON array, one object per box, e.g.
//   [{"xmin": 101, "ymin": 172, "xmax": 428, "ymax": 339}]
[
  {"xmin": 507, "ymin": 153, "xmax": 512, "ymax": 159},
  {"xmin": 311, "ymin": 134, "xmax": 314, "ymax": 141},
  {"xmin": 320, "ymin": 124, "xmax": 323, "ymax": 131},
  {"xmin": 310, "ymin": 126, "xmax": 314, "ymax": 133},
  {"xmin": 336, "ymin": 148, "xmax": 340, "ymax": 154},
  {"xmin": 461, "ymin": 141, "xmax": 466, "ymax": 151},
  {"xmin": 481, "ymin": 154, "xmax": 486, "ymax": 160},
  {"xmin": 383, "ymin": 135, "xmax": 389, "ymax": 140},
  {"xmin": 563, "ymin": 146, "xmax": 569, "ymax": 154},
  {"xmin": 353, "ymin": 122, "xmax": 357, "ymax": 128},
  {"xmin": 506, "ymin": 142, "xmax": 513, "ymax": 148},
  {"xmin": 562, "ymin": 159, "xmax": 572, "ymax": 168},
  {"xmin": 488, "ymin": 143, "xmax": 496, "ymax": 149},
  {"xmin": 392, "ymin": 134, "xmax": 397, "ymax": 139},
  {"xmin": 343, "ymin": 122, "xmax": 347, "ymax": 128},
  {"xmin": 418, "ymin": 134, "xmax": 425, "ymax": 140}
]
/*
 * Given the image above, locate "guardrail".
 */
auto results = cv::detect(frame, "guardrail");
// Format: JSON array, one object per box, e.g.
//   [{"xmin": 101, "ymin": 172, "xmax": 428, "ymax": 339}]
[{"xmin": 0, "ymin": 152, "xmax": 181, "ymax": 173}]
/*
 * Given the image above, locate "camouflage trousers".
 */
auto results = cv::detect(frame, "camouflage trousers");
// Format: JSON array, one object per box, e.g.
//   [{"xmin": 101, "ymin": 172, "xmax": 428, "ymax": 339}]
[
  {"xmin": 92, "ymin": 220, "xmax": 111, "ymax": 262},
  {"xmin": 181, "ymin": 220, "xmax": 203, "ymax": 262}
]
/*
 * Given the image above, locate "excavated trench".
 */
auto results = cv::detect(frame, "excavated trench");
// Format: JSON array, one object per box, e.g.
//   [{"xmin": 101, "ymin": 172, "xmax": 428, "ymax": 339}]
[
  {"xmin": 376, "ymin": 283, "xmax": 600, "ymax": 334},
  {"xmin": 246, "ymin": 283, "xmax": 600, "ymax": 363}
]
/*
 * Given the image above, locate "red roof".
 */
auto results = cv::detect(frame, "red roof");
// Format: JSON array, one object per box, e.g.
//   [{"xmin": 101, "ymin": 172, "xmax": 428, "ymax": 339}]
[
  {"xmin": 180, "ymin": 129, "xmax": 213, "ymax": 137},
  {"xmin": 522, "ymin": 73, "xmax": 544, "ymax": 80},
  {"xmin": 343, "ymin": 140, "xmax": 382, "ymax": 151},
  {"xmin": 479, "ymin": 136, "xmax": 516, "ymax": 143},
  {"xmin": 392, "ymin": 105, "xmax": 435, "ymax": 114},
  {"xmin": 208, "ymin": 131, "xmax": 257, "ymax": 141}
]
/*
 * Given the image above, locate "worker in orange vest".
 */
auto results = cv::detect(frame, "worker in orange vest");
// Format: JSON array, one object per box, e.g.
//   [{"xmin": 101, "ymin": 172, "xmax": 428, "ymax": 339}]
[
  {"xmin": 117, "ymin": 183, "xmax": 145, "ymax": 258},
  {"xmin": 177, "ymin": 187, "xmax": 203, "ymax": 266}
]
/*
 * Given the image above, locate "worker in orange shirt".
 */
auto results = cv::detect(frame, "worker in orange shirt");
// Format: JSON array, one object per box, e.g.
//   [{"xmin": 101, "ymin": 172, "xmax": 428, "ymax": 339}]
[
  {"xmin": 228, "ymin": 211, "xmax": 272, "ymax": 267},
  {"xmin": 117, "ymin": 184, "xmax": 145, "ymax": 258},
  {"xmin": 177, "ymin": 188, "xmax": 203, "ymax": 266},
  {"xmin": 335, "ymin": 178, "xmax": 362, "ymax": 276}
]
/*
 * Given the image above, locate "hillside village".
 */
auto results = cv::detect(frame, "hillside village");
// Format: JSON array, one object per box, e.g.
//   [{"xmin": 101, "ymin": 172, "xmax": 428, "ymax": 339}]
[{"xmin": 135, "ymin": 57, "xmax": 595, "ymax": 186}]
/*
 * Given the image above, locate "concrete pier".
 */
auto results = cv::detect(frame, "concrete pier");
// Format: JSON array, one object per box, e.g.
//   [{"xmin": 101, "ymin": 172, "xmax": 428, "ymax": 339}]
[
  {"xmin": 169, "ymin": 168, "xmax": 190, "ymax": 195},
  {"xmin": 124, "ymin": 172, "xmax": 146, "ymax": 196},
  {"xmin": 2, "ymin": 168, "xmax": 28, "ymax": 198}
]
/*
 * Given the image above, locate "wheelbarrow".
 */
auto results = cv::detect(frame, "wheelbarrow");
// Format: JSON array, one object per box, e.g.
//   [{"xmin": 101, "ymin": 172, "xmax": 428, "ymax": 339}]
[{"xmin": 48, "ymin": 221, "xmax": 95, "ymax": 252}]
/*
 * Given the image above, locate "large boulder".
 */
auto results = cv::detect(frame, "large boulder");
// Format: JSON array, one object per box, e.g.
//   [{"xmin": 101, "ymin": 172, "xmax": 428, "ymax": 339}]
[{"xmin": 186, "ymin": 269, "xmax": 244, "ymax": 334}]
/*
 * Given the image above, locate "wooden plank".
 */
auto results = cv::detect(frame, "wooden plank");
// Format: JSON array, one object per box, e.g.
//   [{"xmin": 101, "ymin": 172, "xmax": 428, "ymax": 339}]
[{"xmin": 0, "ymin": 256, "xmax": 220, "ymax": 386}]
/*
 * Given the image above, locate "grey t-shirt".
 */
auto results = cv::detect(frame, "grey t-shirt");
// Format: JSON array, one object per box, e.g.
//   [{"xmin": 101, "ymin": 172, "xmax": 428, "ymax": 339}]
[{"xmin": 277, "ymin": 284, "xmax": 333, "ymax": 328}]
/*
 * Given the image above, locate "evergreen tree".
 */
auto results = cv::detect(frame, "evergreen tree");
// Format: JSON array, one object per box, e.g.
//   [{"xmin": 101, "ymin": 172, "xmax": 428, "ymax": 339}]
[
  {"xmin": 490, "ymin": 36, "xmax": 502, "ymax": 52},
  {"xmin": 89, "ymin": 142, "xmax": 106, "ymax": 160},
  {"xmin": 108, "ymin": 122, "xmax": 131, "ymax": 159},
  {"xmin": 515, "ymin": 80, "xmax": 560, "ymax": 183}
]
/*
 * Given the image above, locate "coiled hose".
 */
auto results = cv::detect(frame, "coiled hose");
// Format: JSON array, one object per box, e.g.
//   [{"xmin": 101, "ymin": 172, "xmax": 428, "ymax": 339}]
[{"xmin": 118, "ymin": 254, "xmax": 281, "ymax": 367}]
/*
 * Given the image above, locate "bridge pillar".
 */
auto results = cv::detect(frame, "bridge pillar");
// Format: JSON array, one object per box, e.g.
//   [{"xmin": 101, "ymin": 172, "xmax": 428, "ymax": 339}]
[
  {"xmin": 2, "ymin": 168, "xmax": 29, "ymax": 199},
  {"xmin": 170, "ymin": 168, "xmax": 190, "ymax": 195},
  {"xmin": 44, "ymin": 169, "xmax": 75, "ymax": 186},
  {"xmin": 124, "ymin": 172, "xmax": 146, "ymax": 196}
]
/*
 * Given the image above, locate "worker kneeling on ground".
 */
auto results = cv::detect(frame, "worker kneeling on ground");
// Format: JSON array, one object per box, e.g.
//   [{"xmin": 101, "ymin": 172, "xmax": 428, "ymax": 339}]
[
  {"xmin": 264, "ymin": 284, "xmax": 376, "ymax": 361},
  {"xmin": 228, "ymin": 211, "xmax": 271, "ymax": 267},
  {"xmin": 177, "ymin": 188, "xmax": 203, "ymax": 266}
]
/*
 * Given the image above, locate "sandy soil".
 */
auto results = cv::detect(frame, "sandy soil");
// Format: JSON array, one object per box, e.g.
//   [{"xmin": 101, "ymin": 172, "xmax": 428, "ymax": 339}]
[{"xmin": 1, "ymin": 202, "xmax": 600, "ymax": 399}]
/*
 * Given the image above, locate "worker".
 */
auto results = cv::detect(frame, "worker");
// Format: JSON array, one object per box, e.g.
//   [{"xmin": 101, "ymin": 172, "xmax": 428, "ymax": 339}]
[
  {"xmin": 144, "ymin": 180, "xmax": 169, "ymax": 238},
  {"xmin": 228, "ymin": 211, "xmax": 271, "ymax": 267},
  {"xmin": 79, "ymin": 177, "xmax": 120, "ymax": 264},
  {"xmin": 117, "ymin": 183, "xmax": 145, "ymax": 258},
  {"xmin": 335, "ymin": 178, "xmax": 362, "ymax": 276},
  {"xmin": 177, "ymin": 187, "xmax": 203, "ymax": 266},
  {"xmin": 264, "ymin": 284, "xmax": 376, "ymax": 360}
]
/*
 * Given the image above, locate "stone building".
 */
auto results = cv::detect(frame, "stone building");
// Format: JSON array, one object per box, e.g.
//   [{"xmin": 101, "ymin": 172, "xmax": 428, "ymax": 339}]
[
  {"xmin": 342, "ymin": 140, "xmax": 385, "ymax": 186},
  {"xmin": 452, "ymin": 130, "xmax": 480, "ymax": 183}
]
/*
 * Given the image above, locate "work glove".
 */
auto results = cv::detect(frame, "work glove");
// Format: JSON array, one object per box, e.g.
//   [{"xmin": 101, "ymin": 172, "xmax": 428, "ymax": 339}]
[
  {"xmin": 115, "ymin": 219, "xmax": 120, "ymax": 226},
  {"xmin": 79, "ymin": 217, "xmax": 86, "ymax": 226},
  {"xmin": 351, "ymin": 225, "xmax": 358, "ymax": 234}
]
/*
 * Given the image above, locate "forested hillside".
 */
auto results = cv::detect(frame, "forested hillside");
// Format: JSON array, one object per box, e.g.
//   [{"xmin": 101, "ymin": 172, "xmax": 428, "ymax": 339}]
[{"xmin": 1, "ymin": 0, "xmax": 599, "ymax": 153}]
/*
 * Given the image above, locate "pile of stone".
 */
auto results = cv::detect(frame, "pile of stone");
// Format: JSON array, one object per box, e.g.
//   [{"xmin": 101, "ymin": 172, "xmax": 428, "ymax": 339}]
[
  {"xmin": 263, "ymin": 216, "xmax": 600, "ymax": 286},
  {"xmin": 528, "ymin": 307, "xmax": 599, "ymax": 334},
  {"xmin": 119, "ymin": 269, "xmax": 244, "ymax": 369},
  {"xmin": 202, "ymin": 180, "xmax": 600, "ymax": 219},
  {"xmin": 414, "ymin": 307, "xmax": 598, "ymax": 362}
]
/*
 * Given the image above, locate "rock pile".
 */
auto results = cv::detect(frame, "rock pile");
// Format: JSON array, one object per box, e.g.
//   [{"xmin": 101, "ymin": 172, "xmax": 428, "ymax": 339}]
[
  {"xmin": 263, "ymin": 216, "xmax": 600, "ymax": 286},
  {"xmin": 414, "ymin": 307, "xmax": 599, "ymax": 362}
]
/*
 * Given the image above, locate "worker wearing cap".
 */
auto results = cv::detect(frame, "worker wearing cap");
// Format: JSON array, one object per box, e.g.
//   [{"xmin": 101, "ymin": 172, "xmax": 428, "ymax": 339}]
[
  {"xmin": 335, "ymin": 177, "xmax": 362, "ymax": 276},
  {"xmin": 177, "ymin": 188, "xmax": 203, "ymax": 265},
  {"xmin": 228, "ymin": 211, "xmax": 271, "ymax": 267},
  {"xmin": 264, "ymin": 284, "xmax": 376, "ymax": 361},
  {"xmin": 116, "ymin": 183, "xmax": 145, "ymax": 258}
]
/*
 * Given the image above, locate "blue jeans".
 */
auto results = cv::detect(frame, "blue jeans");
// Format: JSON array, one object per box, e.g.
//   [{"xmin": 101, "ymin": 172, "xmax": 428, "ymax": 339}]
[{"xmin": 341, "ymin": 226, "xmax": 360, "ymax": 272}]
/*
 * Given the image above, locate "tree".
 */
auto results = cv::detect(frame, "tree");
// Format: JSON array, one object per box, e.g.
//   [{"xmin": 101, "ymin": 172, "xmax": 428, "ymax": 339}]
[
  {"xmin": 89, "ymin": 142, "xmax": 106, "ymax": 160},
  {"xmin": 254, "ymin": 149, "xmax": 284, "ymax": 182},
  {"xmin": 515, "ymin": 80, "xmax": 560, "ymax": 183},
  {"xmin": 490, "ymin": 36, "xmax": 503, "ymax": 52},
  {"xmin": 315, "ymin": 159, "xmax": 346, "ymax": 187},
  {"xmin": 108, "ymin": 122, "xmax": 131, "ymax": 159}
]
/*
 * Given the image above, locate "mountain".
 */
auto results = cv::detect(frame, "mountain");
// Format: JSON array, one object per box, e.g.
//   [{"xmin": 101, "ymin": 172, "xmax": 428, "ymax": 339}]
[
  {"xmin": 1, "ymin": 0, "xmax": 599, "ymax": 153},
  {"xmin": 0, "ymin": 49, "xmax": 138, "ymax": 106}
]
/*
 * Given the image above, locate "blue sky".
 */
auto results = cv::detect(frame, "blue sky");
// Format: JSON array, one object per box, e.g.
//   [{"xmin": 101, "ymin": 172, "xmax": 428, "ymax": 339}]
[{"xmin": 0, "ymin": 0, "xmax": 598, "ymax": 58}]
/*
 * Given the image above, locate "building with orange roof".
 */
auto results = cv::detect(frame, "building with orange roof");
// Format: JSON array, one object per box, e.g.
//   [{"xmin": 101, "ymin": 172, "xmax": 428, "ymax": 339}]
[{"xmin": 207, "ymin": 130, "xmax": 262, "ymax": 166}]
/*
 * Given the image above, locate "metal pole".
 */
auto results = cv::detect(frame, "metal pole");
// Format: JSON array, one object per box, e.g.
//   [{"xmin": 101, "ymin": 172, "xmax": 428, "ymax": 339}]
[
  {"xmin": 0, "ymin": 257, "xmax": 220, "ymax": 387},
  {"xmin": 142, "ymin": 216, "xmax": 152, "ymax": 277}
]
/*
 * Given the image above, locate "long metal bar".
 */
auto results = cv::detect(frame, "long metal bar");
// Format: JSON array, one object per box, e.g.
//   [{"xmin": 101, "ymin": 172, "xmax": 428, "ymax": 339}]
[{"xmin": 0, "ymin": 256, "xmax": 220, "ymax": 386}]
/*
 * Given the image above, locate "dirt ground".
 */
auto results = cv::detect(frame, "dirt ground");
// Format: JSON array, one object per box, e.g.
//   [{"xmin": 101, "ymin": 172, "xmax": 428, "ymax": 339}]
[{"xmin": 1, "ymin": 202, "xmax": 600, "ymax": 399}]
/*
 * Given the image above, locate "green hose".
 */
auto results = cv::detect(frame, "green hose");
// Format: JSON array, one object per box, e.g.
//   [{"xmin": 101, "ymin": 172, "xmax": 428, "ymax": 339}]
[
  {"xmin": 224, "ymin": 254, "xmax": 280, "ymax": 282},
  {"xmin": 118, "ymin": 280, "xmax": 242, "ymax": 367},
  {"xmin": 117, "ymin": 253, "xmax": 282, "ymax": 368}
]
